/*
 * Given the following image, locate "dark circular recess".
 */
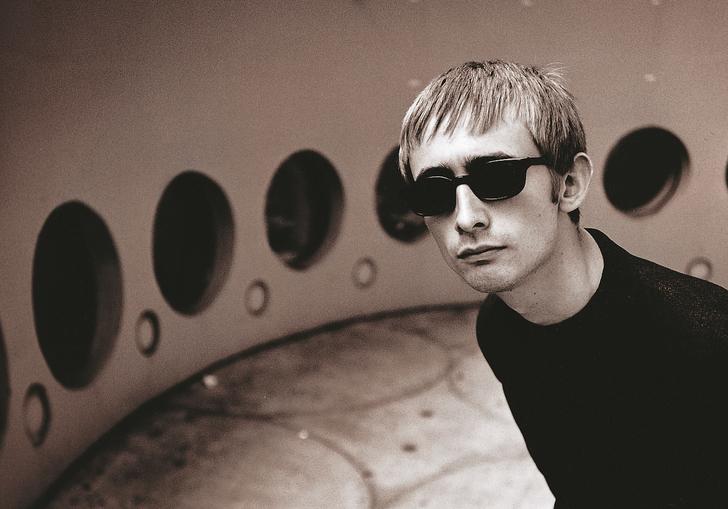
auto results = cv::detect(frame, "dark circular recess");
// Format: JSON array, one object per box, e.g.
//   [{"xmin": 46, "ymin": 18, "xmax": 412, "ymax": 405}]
[
  {"xmin": 153, "ymin": 171, "xmax": 235, "ymax": 315},
  {"xmin": 265, "ymin": 150, "xmax": 344, "ymax": 270},
  {"xmin": 375, "ymin": 146, "xmax": 427, "ymax": 242},
  {"xmin": 603, "ymin": 126, "xmax": 689, "ymax": 216},
  {"xmin": 32, "ymin": 201, "xmax": 122, "ymax": 389},
  {"xmin": 0, "ymin": 321, "xmax": 8, "ymax": 447}
]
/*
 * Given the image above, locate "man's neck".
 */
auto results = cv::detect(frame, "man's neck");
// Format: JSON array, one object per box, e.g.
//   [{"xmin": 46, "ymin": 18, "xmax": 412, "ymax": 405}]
[{"xmin": 497, "ymin": 224, "xmax": 605, "ymax": 326}]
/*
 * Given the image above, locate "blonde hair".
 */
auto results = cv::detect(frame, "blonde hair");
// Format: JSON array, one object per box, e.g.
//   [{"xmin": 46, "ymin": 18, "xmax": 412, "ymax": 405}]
[{"xmin": 399, "ymin": 60, "xmax": 586, "ymax": 223}]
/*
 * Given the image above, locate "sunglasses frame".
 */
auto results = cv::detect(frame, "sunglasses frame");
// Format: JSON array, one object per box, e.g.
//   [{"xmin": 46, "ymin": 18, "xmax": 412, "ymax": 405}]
[{"xmin": 404, "ymin": 156, "xmax": 547, "ymax": 217}]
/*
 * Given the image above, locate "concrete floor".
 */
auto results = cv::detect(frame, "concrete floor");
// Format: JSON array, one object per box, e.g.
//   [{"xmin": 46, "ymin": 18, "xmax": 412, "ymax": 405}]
[{"xmin": 38, "ymin": 306, "xmax": 554, "ymax": 508}]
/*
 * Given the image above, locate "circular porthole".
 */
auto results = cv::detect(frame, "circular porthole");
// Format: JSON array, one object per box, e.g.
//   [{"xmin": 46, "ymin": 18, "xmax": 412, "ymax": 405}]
[
  {"xmin": 32, "ymin": 201, "xmax": 122, "ymax": 389},
  {"xmin": 153, "ymin": 171, "xmax": 235, "ymax": 315},
  {"xmin": 375, "ymin": 146, "xmax": 427, "ymax": 242},
  {"xmin": 23, "ymin": 383, "xmax": 50, "ymax": 447},
  {"xmin": 265, "ymin": 150, "xmax": 344, "ymax": 270},
  {"xmin": 603, "ymin": 127, "xmax": 689, "ymax": 217},
  {"xmin": 0, "ymin": 322, "xmax": 8, "ymax": 447}
]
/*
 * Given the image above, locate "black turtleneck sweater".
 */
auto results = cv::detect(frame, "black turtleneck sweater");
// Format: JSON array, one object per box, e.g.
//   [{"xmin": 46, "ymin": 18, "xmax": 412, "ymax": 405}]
[{"xmin": 477, "ymin": 229, "xmax": 728, "ymax": 508}]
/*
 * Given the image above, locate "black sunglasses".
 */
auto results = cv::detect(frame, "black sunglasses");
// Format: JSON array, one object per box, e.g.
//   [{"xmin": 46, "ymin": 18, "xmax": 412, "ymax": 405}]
[{"xmin": 404, "ymin": 156, "xmax": 547, "ymax": 216}]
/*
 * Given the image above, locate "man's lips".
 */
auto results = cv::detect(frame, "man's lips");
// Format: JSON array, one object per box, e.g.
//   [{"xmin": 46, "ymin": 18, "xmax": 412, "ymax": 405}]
[{"xmin": 456, "ymin": 245, "xmax": 505, "ymax": 260}]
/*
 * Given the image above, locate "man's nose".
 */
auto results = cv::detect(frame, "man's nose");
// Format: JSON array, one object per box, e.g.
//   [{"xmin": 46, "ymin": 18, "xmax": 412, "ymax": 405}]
[{"xmin": 454, "ymin": 184, "xmax": 491, "ymax": 233}]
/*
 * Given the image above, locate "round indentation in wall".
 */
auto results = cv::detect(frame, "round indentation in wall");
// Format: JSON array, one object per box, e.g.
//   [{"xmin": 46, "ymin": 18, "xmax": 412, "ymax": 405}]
[
  {"xmin": 135, "ymin": 311, "xmax": 160, "ymax": 357},
  {"xmin": 686, "ymin": 257, "xmax": 713, "ymax": 281},
  {"xmin": 375, "ymin": 147, "xmax": 427, "ymax": 242},
  {"xmin": 603, "ymin": 127, "xmax": 689, "ymax": 216},
  {"xmin": 153, "ymin": 171, "xmax": 235, "ymax": 315},
  {"xmin": 265, "ymin": 150, "xmax": 344, "ymax": 270},
  {"xmin": 352, "ymin": 257, "xmax": 377, "ymax": 289},
  {"xmin": 23, "ymin": 383, "xmax": 51, "ymax": 447},
  {"xmin": 401, "ymin": 442, "xmax": 418, "ymax": 453},
  {"xmin": 244, "ymin": 280, "xmax": 270, "ymax": 316},
  {"xmin": 32, "ymin": 201, "xmax": 122, "ymax": 389},
  {"xmin": 0, "ymin": 322, "xmax": 8, "ymax": 447}
]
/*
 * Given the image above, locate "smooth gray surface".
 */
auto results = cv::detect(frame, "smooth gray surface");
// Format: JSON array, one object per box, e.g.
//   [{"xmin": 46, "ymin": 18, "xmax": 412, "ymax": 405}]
[{"xmin": 41, "ymin": 306, "xmax": 553, "ymax": 508}]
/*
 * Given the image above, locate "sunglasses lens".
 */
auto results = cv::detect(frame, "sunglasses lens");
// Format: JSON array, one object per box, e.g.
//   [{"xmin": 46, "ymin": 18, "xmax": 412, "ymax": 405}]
[
  {"xmin": 408, "ymin": 177, "xmax": 454, "ymax": 216},
  {"xmin": 469, "ymin": 161, "xmax": 528, "ymax": 200}
]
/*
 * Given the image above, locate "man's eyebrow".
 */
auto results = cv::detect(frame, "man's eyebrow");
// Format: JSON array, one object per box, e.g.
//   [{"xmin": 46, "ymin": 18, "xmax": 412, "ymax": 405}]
[
  {"xmin": 416, "ymin": 151, "xmax": 514, "ymax": 180},
  {"xmin": 464, "ymin": 152, "xmax": 514, "ymax": 171},
  {"xmin": 418, "ymin": 164, "xmax": 453, "ymax": 179}
]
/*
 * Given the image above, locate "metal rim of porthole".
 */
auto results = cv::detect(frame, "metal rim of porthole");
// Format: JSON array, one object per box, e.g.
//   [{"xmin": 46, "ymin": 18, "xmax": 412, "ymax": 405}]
[
  {"xmin": 23, "ymin": 383, "xmax": 51, "ymax": 447},
  {"xmin": 135, "ymin": 310, "xmax": 161, "ymax": 357}
]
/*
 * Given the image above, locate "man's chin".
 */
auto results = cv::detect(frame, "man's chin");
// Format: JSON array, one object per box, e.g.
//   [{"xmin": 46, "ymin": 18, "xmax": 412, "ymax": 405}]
[{"xmin": 459, "ymin": 272, "xmax": 516, "ymax": 294}]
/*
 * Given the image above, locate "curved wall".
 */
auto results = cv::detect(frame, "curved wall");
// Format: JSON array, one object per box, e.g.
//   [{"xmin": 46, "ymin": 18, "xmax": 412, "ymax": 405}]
[{"xmin": 1, "ymin": 2, "xmax": 727, "ymax": 507}]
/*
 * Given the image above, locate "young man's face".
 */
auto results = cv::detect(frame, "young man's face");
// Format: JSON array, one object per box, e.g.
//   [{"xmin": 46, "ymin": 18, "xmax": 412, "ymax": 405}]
[{"xmin": 409, "ymin": 117, "xmax": 563, "ymax": 294}]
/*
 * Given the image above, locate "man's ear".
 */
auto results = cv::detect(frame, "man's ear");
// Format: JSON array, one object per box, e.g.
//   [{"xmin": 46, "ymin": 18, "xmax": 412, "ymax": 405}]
[{"xmin": 559, "ymin": 152, "xmax": 593, "ymax": 214}]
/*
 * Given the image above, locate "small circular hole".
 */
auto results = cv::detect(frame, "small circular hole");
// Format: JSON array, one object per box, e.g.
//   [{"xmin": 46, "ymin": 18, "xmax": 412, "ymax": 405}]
[
  {"xmin": 32, "ymin": 201, "xmax": 122, "ymax": 388},
  {"xmin": 352, "ymin": 257, "xmax": 377, "ymax": 289},
  {"xmin": 135, "ymin": 310, "xmax": 160, "ymax": 357},
  {"xmin": 686, "ymin": 257, "xmax": 713, "ymax": 281},
  {"xmin": 265, "ymin": 150, "xmax": 344, "ymax": 270},
  {"xmin": 23, "ymin": 383, "xmax": 51, "ymax": 447},
  {"xmin": 244, "ymin": 280, "xmax": 270, "ymax": 316},
  {"xmin": 0, "ymin": 321, "xmax": 8, "ymax": 448},
  {"xmin": 153, "ymin": 171, "xmax": 235, "ymax": 315},
  {"xmin": 603, "ymin": 126, "xmax": 689, "ymax": 217},
  {"xmin": 375, "ymin": 146, "xmax": 427, "ymax": 243},
  {"xmin": 401, "ymin": 443, "xmax": 418, "ymax": 453}
]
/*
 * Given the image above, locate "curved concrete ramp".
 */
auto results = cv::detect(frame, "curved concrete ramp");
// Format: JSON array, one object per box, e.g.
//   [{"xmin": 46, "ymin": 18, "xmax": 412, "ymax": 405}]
[{"xmin": 39, "ymin": 306, "xmax": 553, "ymax": 508}]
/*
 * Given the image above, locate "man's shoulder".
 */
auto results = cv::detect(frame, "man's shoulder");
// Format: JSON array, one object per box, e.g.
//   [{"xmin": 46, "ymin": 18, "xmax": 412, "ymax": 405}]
[
  {"xmin": 635, "ymin": 257, "xmax": 728, "ymax": 339},
  {"xmin": 596, "ymin": 229, "xmax": 728, "ymax": 339}
]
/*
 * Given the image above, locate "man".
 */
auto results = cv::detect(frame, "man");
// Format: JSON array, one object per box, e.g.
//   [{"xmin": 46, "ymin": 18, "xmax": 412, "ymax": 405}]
[{"xmin": 398, "ymin": 60, "xmax": 728, "ymax": 508}]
